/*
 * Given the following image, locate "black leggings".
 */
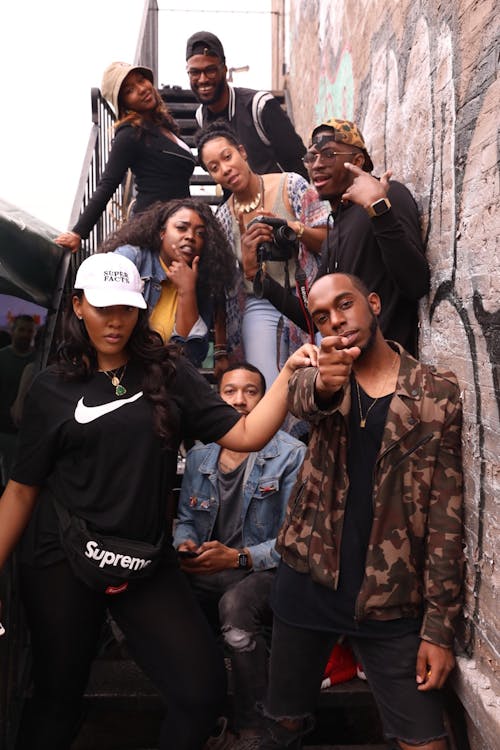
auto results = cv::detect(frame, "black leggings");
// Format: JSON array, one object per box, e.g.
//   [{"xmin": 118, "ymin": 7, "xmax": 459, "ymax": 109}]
[{"xmin": 16, "ymin": 558, "xmax": 227, "ymax": 750}]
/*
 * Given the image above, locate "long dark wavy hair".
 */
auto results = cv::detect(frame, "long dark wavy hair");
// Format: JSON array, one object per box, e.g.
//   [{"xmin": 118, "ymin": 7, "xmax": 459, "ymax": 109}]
[
  {"xmin": 56, "ymin": 291, "xmax": 179, "ymax": 449},
  {"xmin": 195, "ymin": 119, "xmax": 241, "ymax": 172},
  {"xmin": 115, "ymin": 87, "xmax": 180, "ymax": 135},
  {"xmin": 99, "ymin": 198, "xmax": 236, "ymax": 299}
]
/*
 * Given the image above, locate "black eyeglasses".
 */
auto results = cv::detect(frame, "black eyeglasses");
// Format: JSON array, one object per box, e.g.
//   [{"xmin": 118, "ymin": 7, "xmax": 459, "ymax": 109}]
[
  {"xmin": 302, "ymin": 148, "xmax": 358, "ymax": 166},
  {"xmin": 187, "ymin": 65, "xmax": 222, "ymax": 80}
]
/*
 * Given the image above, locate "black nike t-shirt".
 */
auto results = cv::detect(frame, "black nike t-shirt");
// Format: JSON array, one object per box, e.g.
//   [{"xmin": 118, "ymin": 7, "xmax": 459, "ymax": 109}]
[{"xmin": 11, "ymin": 357, "xmax": 241, "ymax": 567}]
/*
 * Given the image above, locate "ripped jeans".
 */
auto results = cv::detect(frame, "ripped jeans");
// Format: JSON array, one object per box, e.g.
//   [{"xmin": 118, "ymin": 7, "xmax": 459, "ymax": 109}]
[
  {"xmin": 189, "ymin": 569, "xmax": 275, "ymax": 730},
  {"xmin": 261, "ymin": 616, "xmax": 447, "ymax": 749}
]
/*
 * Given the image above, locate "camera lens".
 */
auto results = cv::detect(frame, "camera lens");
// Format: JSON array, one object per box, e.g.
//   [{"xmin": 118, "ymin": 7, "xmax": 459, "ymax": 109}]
[{"xmin": 275, "ymin": 225, "xmax": 297, "ymax": 244}]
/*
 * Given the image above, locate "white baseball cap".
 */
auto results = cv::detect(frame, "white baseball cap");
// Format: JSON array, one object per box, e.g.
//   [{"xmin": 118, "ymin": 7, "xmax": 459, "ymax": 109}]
[{"xmin": 74, "ymin": 253, "xmax": 147, "ymax": 309}]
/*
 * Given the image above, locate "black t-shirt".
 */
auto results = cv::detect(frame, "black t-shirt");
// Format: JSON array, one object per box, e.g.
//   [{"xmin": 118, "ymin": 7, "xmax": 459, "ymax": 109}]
[
  {"xmin": 12, "ymin": 357, "xmax": 240, "ymax": 567},
  {"xmin": 272, "ymin": 380, "xmax": 420, "ymax": 638}
]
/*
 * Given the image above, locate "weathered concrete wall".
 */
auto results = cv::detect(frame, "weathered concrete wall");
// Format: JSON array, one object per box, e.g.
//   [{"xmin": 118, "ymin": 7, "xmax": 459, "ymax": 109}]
[{"xmin": 287, "ymin": 0, "xmax": 499, "ymax": 746}]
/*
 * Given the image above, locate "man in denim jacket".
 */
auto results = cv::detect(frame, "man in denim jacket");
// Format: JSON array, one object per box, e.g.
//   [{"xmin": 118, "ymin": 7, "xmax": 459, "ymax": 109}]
[{"xmin": 174, "ymin": 362, "xmax": 306, "ymax": 748}]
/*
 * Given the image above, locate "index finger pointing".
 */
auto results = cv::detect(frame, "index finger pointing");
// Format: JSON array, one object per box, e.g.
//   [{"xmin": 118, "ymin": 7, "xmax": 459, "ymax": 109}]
[{"xmin": 320, "ymin": 335, "xmax": 356, "ymax": 351}]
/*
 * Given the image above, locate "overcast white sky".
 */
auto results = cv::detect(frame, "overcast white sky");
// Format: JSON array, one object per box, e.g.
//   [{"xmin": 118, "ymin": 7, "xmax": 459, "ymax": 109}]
[{"xmin": 0, "ymin": 1, "xmax": 272, "ymax": 232}]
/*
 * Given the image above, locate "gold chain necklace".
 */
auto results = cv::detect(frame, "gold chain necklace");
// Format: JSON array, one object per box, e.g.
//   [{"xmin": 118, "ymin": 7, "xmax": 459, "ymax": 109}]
[
  {"xmin": 102, "ymin": 364, "xmax": 127, "ymax": 397},
  {"xmin": 233, "ymin": 176, "xmax": 264, "ymax": 214},
  {"xmin": 354, "ymin": 353, "xmax": 398, "ymax": 428}
]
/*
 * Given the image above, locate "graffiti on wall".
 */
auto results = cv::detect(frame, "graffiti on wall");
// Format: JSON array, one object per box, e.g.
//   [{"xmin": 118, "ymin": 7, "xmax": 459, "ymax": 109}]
[
  {"xmin": 308, "ymin": 0, "xmax": 499, "ymax": 654},
  {"xmin": 315, "ymin": 47, "xmax": 354, "ymax": 122}
]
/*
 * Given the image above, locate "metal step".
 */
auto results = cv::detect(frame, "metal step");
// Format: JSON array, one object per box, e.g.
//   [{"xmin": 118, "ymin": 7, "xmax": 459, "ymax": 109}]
[
  {"xmin": 189, "ymin": 174, "xmax": 216, "ymax": 186},
  {"xmin": 82, "ymin": 656, "xmax": 377, "ymax": 706},
  {"xmin": 73, "ymin": 654, "xmax": 385, "ymax": 748}
]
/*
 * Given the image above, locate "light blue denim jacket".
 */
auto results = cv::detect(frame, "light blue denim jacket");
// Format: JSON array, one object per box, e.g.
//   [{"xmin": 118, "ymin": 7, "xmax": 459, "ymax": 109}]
[
  {"xmin": 114, "ymin": 244, "xmax": 213, "ymax": 366},
  {"xmin": 174, "ymin": 431, "xmax": 306, "ymax": 570}
]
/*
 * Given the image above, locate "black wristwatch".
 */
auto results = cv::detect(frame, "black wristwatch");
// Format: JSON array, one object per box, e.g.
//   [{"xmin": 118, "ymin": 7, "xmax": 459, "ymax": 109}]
[
  {"xmin": 366, "ymin": 197, "xmax": 391, "ymax": 218},
  {"xmin": 237, "ymin": 550, "xmax": 249, "ymax": 569}
]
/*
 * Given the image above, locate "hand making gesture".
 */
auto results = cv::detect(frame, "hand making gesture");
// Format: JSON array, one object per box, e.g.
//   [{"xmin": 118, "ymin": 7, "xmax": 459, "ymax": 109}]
[
  {"xmin": 342, "ymin": 163, "xmax": 393, "ymax": 210},
  {"xmin": 164, "ymin": 246, "xmax": 200, "ymax": 294},
  {"xmin": 315, "ymin": 335, "xmax": 361, "ymax": 398}
]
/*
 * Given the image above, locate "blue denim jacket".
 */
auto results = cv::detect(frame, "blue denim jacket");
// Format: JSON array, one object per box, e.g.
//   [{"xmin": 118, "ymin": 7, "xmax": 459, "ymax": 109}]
[
  {"xmin": 174, "ymin": 431, "xmax": 306, "ymax": 570},
  {"xmin": 114, "ymin": 244, "xmax": 213, "ymax": 366}
]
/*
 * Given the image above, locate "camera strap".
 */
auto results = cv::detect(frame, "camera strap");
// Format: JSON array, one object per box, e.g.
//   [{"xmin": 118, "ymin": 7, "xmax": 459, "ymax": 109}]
[
  {"xmin": 294, "ymin": 261, "xmax": 316, "ymax": 344},
  {"xmin": 275, "ymin": 259, "xmax": 292, "ymax": 372},
  {"xmin": 253, "ymin": 263, "xmax": 265, "ymax": 299}
]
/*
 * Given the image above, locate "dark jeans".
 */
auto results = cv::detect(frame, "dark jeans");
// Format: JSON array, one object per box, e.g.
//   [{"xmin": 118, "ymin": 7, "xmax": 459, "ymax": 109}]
[
  {"xmin": 262, "ymin": 617, "xmax": 447, "ymax": 748},
  {"xmin": 189, "ymin": 569, "xmax": 275, "ymax": 730},
  {"xmin": 16, "ymin": 558, "xmax": 227, "ymax": 750}
]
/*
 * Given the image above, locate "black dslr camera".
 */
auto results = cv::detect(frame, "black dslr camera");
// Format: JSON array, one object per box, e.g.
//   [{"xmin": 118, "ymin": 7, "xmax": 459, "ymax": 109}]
[{"xmin": 247, "ymin": 215, "xmax": 298, "ymax": 263}]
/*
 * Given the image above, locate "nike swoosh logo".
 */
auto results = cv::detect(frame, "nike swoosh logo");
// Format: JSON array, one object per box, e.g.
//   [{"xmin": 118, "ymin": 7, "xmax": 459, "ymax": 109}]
[{"xmin": 74, "ymin": 392, "xmax": 143, "ymax": 423}]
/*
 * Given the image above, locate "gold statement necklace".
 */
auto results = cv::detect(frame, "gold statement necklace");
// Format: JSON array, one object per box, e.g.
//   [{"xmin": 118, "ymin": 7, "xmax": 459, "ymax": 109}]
[
  {"xmin": 355, "ymin": 352, "xmax": 398, "ymax": 428},
  {"xmin": 102, "ymin": 364, "xmax": 127, "ymax": 397},
  {"xmin": 233, "ymin": 176, "xmax": 265, "ymax": 214}
]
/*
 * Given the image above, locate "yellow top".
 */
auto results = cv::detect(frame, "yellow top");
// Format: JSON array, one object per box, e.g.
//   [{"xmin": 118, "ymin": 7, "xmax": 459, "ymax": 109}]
[{"xmin": 149, "ymin": 258, "xmax": 178, "ymax": 343}]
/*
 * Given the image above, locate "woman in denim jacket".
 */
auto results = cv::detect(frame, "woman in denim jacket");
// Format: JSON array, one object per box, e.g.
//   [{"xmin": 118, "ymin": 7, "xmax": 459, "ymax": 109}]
[{"xmin": 100, "ymin": 198, "xmax": 236, "ymax": 367}]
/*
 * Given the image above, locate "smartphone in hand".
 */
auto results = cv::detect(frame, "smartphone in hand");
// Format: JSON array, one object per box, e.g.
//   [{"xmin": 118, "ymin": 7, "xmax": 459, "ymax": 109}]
[{"xmin": 177, "ymin": 549, "xmax": 199, "ymax": 558}]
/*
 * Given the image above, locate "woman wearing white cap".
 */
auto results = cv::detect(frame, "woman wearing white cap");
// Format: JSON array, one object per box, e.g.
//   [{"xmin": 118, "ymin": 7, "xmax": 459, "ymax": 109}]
[
  {"xmin": 0, "ymin": 253, "xmax": 317, "ymax": 750},
  {"xmin": 56, "ymin": 62, "xmax": 195, "ymax": 253}
]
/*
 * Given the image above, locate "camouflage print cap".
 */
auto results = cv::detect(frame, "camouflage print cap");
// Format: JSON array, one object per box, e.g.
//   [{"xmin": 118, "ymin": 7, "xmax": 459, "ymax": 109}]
[{"xmin": 310, "ymin": 118, "xmax": 374, "ymax": 172}]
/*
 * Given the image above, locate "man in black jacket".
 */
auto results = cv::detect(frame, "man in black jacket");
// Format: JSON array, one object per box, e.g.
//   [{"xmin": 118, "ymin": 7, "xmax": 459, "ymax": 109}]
[
  {"xmin": 185, "ymin": 31, "xmax": 308, "ymax": 179},
  {"xmin": 244, "ymin": 118, "xmax": 430, "ymax": 355}
]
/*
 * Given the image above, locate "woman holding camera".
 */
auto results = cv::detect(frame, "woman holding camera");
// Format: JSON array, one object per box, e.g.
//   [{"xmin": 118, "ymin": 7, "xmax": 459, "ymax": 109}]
[{"xmin": 196, "ymin": 121, "xmax": 329, "ymax": 388}]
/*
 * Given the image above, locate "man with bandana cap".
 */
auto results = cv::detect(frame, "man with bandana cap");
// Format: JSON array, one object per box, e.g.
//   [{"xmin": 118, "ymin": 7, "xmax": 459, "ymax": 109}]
[
  {"xmin": 185, "ymin": 31, "xmax": 308, "ymax": 179},
  {"xmin": 247, "ymin": 118, "xmax": 430, "ymax": 355}
]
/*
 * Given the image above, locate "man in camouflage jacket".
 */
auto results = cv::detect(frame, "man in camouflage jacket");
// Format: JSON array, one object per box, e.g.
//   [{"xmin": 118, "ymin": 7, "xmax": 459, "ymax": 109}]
[{"xmin": 258, "ymin": 273, "xmax": 463, "ymax": 750}]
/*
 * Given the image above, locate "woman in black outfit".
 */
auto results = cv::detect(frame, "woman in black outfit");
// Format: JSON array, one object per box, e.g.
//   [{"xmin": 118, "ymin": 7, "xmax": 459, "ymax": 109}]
[
  {"xmin": 0, "ymin": 253, "xmax": 316, "ymax": 749},
  {"xmin": 56, "ymin": 62, "xmax": 195, "ymax": 253}
]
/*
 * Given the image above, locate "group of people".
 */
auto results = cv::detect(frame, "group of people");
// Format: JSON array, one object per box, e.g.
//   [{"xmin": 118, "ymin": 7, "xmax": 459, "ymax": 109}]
[
  {"xmin": 54, "ymin": 32, "xmax": 331, "ymax": 388},
  {"xmin": 0, "ymin": 28, "xmax": 464, "ymax": 750}
]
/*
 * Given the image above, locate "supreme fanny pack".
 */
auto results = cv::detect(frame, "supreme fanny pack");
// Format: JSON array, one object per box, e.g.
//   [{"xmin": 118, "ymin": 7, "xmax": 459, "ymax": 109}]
[{"xmin": 53, "ymin": 498, "xmax": 164, "ymax": 595}]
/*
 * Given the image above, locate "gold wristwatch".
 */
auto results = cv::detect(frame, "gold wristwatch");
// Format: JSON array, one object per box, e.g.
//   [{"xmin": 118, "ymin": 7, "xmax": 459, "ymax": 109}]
[{"xmin": 366, "ymin": 198, "xmax": 391, "ymax": 218}]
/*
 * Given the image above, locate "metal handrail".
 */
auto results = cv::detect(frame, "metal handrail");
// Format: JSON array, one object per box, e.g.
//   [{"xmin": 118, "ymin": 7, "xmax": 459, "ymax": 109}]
[
  {"xmin": 66, "ymin": 0, "xmax": 158, "ymax": 288},
  {"xmin": 67, "ymin": 89, "xmax": 132, "ymax": 289}
]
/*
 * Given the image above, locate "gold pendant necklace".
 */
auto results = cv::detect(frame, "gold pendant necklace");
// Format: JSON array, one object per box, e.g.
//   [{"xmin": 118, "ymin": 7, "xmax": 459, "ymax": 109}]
[
  {"xmin": 354, "ymin": 352, "xmax": 399, "ymax": 428},
  {"xmin": 233, "ymin": 176, "xmax": 265, "ymax": 214},
  {"xmin": 355, "ymin": 380, "xmax": 379, "ymax": 428},
  {"xmin": 102, "ymin": 364, "xmax": 127, "ymax": 397}
]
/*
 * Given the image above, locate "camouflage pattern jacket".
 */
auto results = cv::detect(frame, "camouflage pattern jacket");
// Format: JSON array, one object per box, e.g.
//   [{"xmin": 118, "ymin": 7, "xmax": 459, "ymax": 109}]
[{"xmin": 277, "ymin": 344, "xmax": 463, "ymax": 648}]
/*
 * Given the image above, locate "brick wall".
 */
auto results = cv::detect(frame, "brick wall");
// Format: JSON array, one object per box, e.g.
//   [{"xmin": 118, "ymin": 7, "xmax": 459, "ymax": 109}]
[{"xmin": 287, "ymin": 0, "xmax": 499, "ymax": 746}]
